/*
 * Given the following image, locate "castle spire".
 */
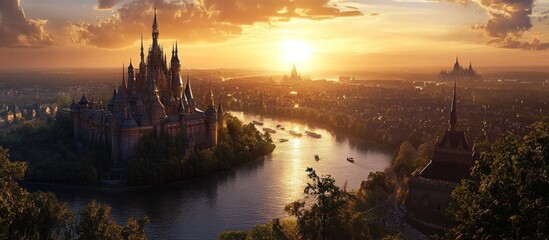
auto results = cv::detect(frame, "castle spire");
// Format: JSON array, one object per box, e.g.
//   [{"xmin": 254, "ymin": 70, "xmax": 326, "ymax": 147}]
[
  {"xmin": 174, "ymin": 40, "xmax": 180, "ymax": 63},
  {"xmin": 140, "ymin": 34, "xmax": 145, "ymax": 62},
  {"xmin": 153, "ymin": 3, "xmax": 158, "ymax": 30},
  {"xmin": 152, "ymin": 3, "xmax": 159, "ymax": 48},
  {"xmin": 450, "ymin": 81, "xmax": 457, "ymax": 131}
]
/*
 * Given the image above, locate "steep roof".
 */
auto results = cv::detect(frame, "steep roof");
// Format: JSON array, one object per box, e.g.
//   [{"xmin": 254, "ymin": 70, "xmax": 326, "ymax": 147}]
[{"xmin": 419, "ymin": 161, "xmax": 471, "ymax": 183}]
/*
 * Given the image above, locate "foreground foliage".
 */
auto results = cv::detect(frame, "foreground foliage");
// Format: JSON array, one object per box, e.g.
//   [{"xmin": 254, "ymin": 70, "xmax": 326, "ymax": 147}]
[
  {"xmin": 0, "ymin": 147, "xmax": 148, "ymax": 239},
  {"xmin": 0, "ymin": 114, "xmax": 102, "ymax": 185},
  {"xmin": 447, "ymin": 121, "xmax": 549, "ymax": 239},
  {"xmin": 219, "ymin": 168, "xmax": 396, "ymax": 240}
]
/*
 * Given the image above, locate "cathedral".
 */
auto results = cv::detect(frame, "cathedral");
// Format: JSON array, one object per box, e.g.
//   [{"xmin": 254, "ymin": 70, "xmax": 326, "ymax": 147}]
[
  {"xmin": 407, "ymin": 83, "xmax": 475, "ymax": 223},
  {"xmin": 71, "ymin": 8, "xmax": 222, "ymax": 169},
  {"xmin": 438, "ymin": 57, "xmax": 481, "ymax": 81},
  {"xmin": 283, "ymin": 64, "xmax": 302, "ymax": 82}
]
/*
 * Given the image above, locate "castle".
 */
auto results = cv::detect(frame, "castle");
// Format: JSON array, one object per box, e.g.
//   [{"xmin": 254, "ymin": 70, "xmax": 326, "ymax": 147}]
[
  {"xmin": 283, "ymin": 64, "xmax": 302, "ymax": 82},
  {"xmin": 71, "ymin": 8, "xmax": 222, "ymax": 169},
  {"xmin": 438, "ymin": 57, "xmax": 481, "ymax": 81},
  {"xmin": 407, "ymin": 83, "xmax": 475, "ymax": 223}
]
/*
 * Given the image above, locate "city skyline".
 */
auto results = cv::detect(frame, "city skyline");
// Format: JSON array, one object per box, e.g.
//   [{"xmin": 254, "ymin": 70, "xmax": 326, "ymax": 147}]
[{"xmin": 1, "ymin": 0, "xmax": 549, "ymax": 72}]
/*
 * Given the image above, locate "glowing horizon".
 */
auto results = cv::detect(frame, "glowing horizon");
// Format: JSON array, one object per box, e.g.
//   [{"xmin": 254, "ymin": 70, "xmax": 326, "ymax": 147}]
[{"xmin": 1, "ymin": 0, "xmax": 549, "ymax": 73}]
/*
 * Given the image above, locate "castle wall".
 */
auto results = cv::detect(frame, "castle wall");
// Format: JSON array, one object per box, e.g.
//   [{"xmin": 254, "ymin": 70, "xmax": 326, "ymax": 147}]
[{"xmin": 407, "ymin": 177, "xmax": 457, "ymax": 224}]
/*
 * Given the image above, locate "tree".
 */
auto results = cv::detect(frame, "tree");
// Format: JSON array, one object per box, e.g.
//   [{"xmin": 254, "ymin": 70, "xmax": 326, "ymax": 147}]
[
  {"xmin": 390, "ymin": 141, "xmax": 416, "ymax": 180},
  {"xmin": 447, "ymin": 121, "xmax": 549, "ymax": 239},
  {"xmin": 354, "ymin": 171, "xmax": 392, "ymax": 211},
  {"xmin": 0, "ymin": 146, "xmax": 148, "ymax": 239},
  {"xmin": 285, "ymin": 168, "xmax": 351, "ymax": 240},
  {"xmin": 78, "ymin": 200, "xmax": 149, "ymax": 240}
]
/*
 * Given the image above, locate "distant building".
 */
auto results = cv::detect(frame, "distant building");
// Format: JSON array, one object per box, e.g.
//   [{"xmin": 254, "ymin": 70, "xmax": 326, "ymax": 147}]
[
  {"xmin": 283, "ymin": 64, "xmax": 302, "ymax": 82},
  {"xmin": 71, "ymin": 7, "xmax": 221, "ymax": 169},
  {"xmin": 438, "ymin": 57, "xmax": 481, "ymax": 81},
  {"xmin": 407, "ymin": 82, "xmax": 475, "ymax": 224},
  {"xmin": 0, "ymin": 102, "xmax": 23, "ymax": 125}
]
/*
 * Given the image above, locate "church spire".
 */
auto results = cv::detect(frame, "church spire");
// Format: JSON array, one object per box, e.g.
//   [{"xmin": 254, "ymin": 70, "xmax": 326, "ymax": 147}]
[{"xmin": 450, "ymin": 82, "xmax": 457, "ymax": 131}]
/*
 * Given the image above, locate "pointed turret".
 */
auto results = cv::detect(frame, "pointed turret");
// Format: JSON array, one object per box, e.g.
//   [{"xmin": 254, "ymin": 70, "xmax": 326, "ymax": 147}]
[
  {"xmin": 121, "ymin": 64, "xmax": 127, "ymax": 90},
  {"xmin": 453, "ymin": 56, "xmax": 461, "ymax": 71},
  {"xmin": 117, "ymin": 64, "xmax": 127, "ymax": 100},
  {"xmin": 450, "ymin": 82, "xmax": 457, "ymax": 131},
  {"xmin": 174, "ymin": 40, "xmax": 180, "ymax": 63},
  {"xmin": 128, "ymin": 59, "xmax": 135, "ymax": 93},
  {"xmin": 184, "ymin": 71, "xmax": 195, "ymax": 111},
  {"xmin": 70, "ymin": 98, "xmax": 76, "ymax": 110}
]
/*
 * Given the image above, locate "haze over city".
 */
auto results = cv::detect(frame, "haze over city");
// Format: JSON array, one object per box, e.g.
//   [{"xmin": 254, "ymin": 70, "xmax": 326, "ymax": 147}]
[{"xmin": 2, "ymin": 0, "xmax": 549, "ymax": 73}]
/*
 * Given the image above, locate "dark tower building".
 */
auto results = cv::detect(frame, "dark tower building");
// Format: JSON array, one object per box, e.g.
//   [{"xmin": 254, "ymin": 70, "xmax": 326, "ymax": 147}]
[
  {"xmin": 71, "ymin": 6, "xmax": 220, "ymax": 172},
  {"xmin": 407, "ymin": 82, "xmax": 474, "ymax": 223}
]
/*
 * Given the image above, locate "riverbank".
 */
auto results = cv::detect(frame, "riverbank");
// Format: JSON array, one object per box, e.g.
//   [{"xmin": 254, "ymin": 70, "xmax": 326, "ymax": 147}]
[
  {"xmin": 228, "ymin": 109, "xmax": 396, "ymax": 153},
  {"xmin": 21, "ymin": 153, "xmax": 274, "ymax": 191}
]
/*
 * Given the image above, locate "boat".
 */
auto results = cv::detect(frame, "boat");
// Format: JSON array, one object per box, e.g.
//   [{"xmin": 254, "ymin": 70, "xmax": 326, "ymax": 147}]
[
  {"xmin": 305, "ymin": 131, "xmax": 322, "ymax": 138},
  {"xmin": 279, "ymin": 138, "xmax": 289, "ymax": 143},
  {"xmin": 252, "ymin": 120, "xmax": 264, "ymax": 126},
  {"xmin": 347, "ymin": 157, "xmax": 355, "ymax": 163},
  {"xmin": 289, "ymin": 129, "xmax": 303, "ymax": 137},
  {"xmin": 314, "ymin": 155, "xmax": 320, "ymax": 161},
  {"xmin": 263, "ymin": 127, "xmax": 276, "ymax": 133}
]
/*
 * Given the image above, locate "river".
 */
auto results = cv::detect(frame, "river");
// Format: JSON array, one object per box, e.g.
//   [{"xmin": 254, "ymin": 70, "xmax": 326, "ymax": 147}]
[{"xmin": 25, "ymin": 111, "xmax": 393, "ymax": 239}]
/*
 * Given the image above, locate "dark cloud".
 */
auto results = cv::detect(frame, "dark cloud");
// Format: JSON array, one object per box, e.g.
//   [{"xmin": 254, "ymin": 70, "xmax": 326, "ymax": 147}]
[
  {"xmin": 71, "ymin": 0, "xmax": 362, "ymax": 48},
  {"xmin": 440, "ymin": 0, "xmax": 549, "ymax": 50},
  {"xmin": 97, "ymin": 0, "xmax": 121, "ymax": 10},
  {"xmin": 0, "ymin": 0, "xmax": 53, "ymax": 48}
]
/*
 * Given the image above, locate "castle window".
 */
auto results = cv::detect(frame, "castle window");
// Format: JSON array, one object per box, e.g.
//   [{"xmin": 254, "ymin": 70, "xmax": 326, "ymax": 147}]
[{"xmin": 422, "ymin": 196, "xmax": 430, "ymax": 207}]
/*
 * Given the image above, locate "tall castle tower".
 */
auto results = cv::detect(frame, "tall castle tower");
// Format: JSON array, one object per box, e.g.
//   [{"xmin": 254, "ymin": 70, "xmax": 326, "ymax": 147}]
[{"xmin": 407, "ymin": 82, "xmax": 474, "ymax": 223}]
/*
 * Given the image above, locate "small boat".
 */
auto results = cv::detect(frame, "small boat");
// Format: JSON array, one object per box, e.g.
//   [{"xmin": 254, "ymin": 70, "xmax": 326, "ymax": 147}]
[
  {"xmin": 279, "ymin": 138, "xmax": 289, "ymax": 143},
  {"xmin": 305, "ymin": 131, "xmax": 322, "ymax": 138},
  {"xmin": 347, "ymin": 157, "xmax": 355, "ymax": 163},
  {"xmin": 253, "ymin": 120, "xmax": 264, "ymax": 125},
  {"xmin": 289, "ymin": 130, "xmax": 303, "ymax": 137},
  {"xmin": 314, "ymin": 155, "xmax": 320, "ymax": 161},
  {"xmin": 263, "ymin": 127, "xmax": 276, "ymax": 133}
]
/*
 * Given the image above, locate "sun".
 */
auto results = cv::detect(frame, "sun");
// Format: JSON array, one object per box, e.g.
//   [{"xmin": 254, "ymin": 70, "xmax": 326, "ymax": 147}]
[{"xmin": 280, "ymin": 40, "xmax": 313, "ymax": 65}]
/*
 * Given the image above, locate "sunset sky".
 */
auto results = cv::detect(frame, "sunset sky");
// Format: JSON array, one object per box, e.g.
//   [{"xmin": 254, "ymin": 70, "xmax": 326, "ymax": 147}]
[{"xmin": 1, "ymin": 0, "xmax": 549, "ymax": 73}]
